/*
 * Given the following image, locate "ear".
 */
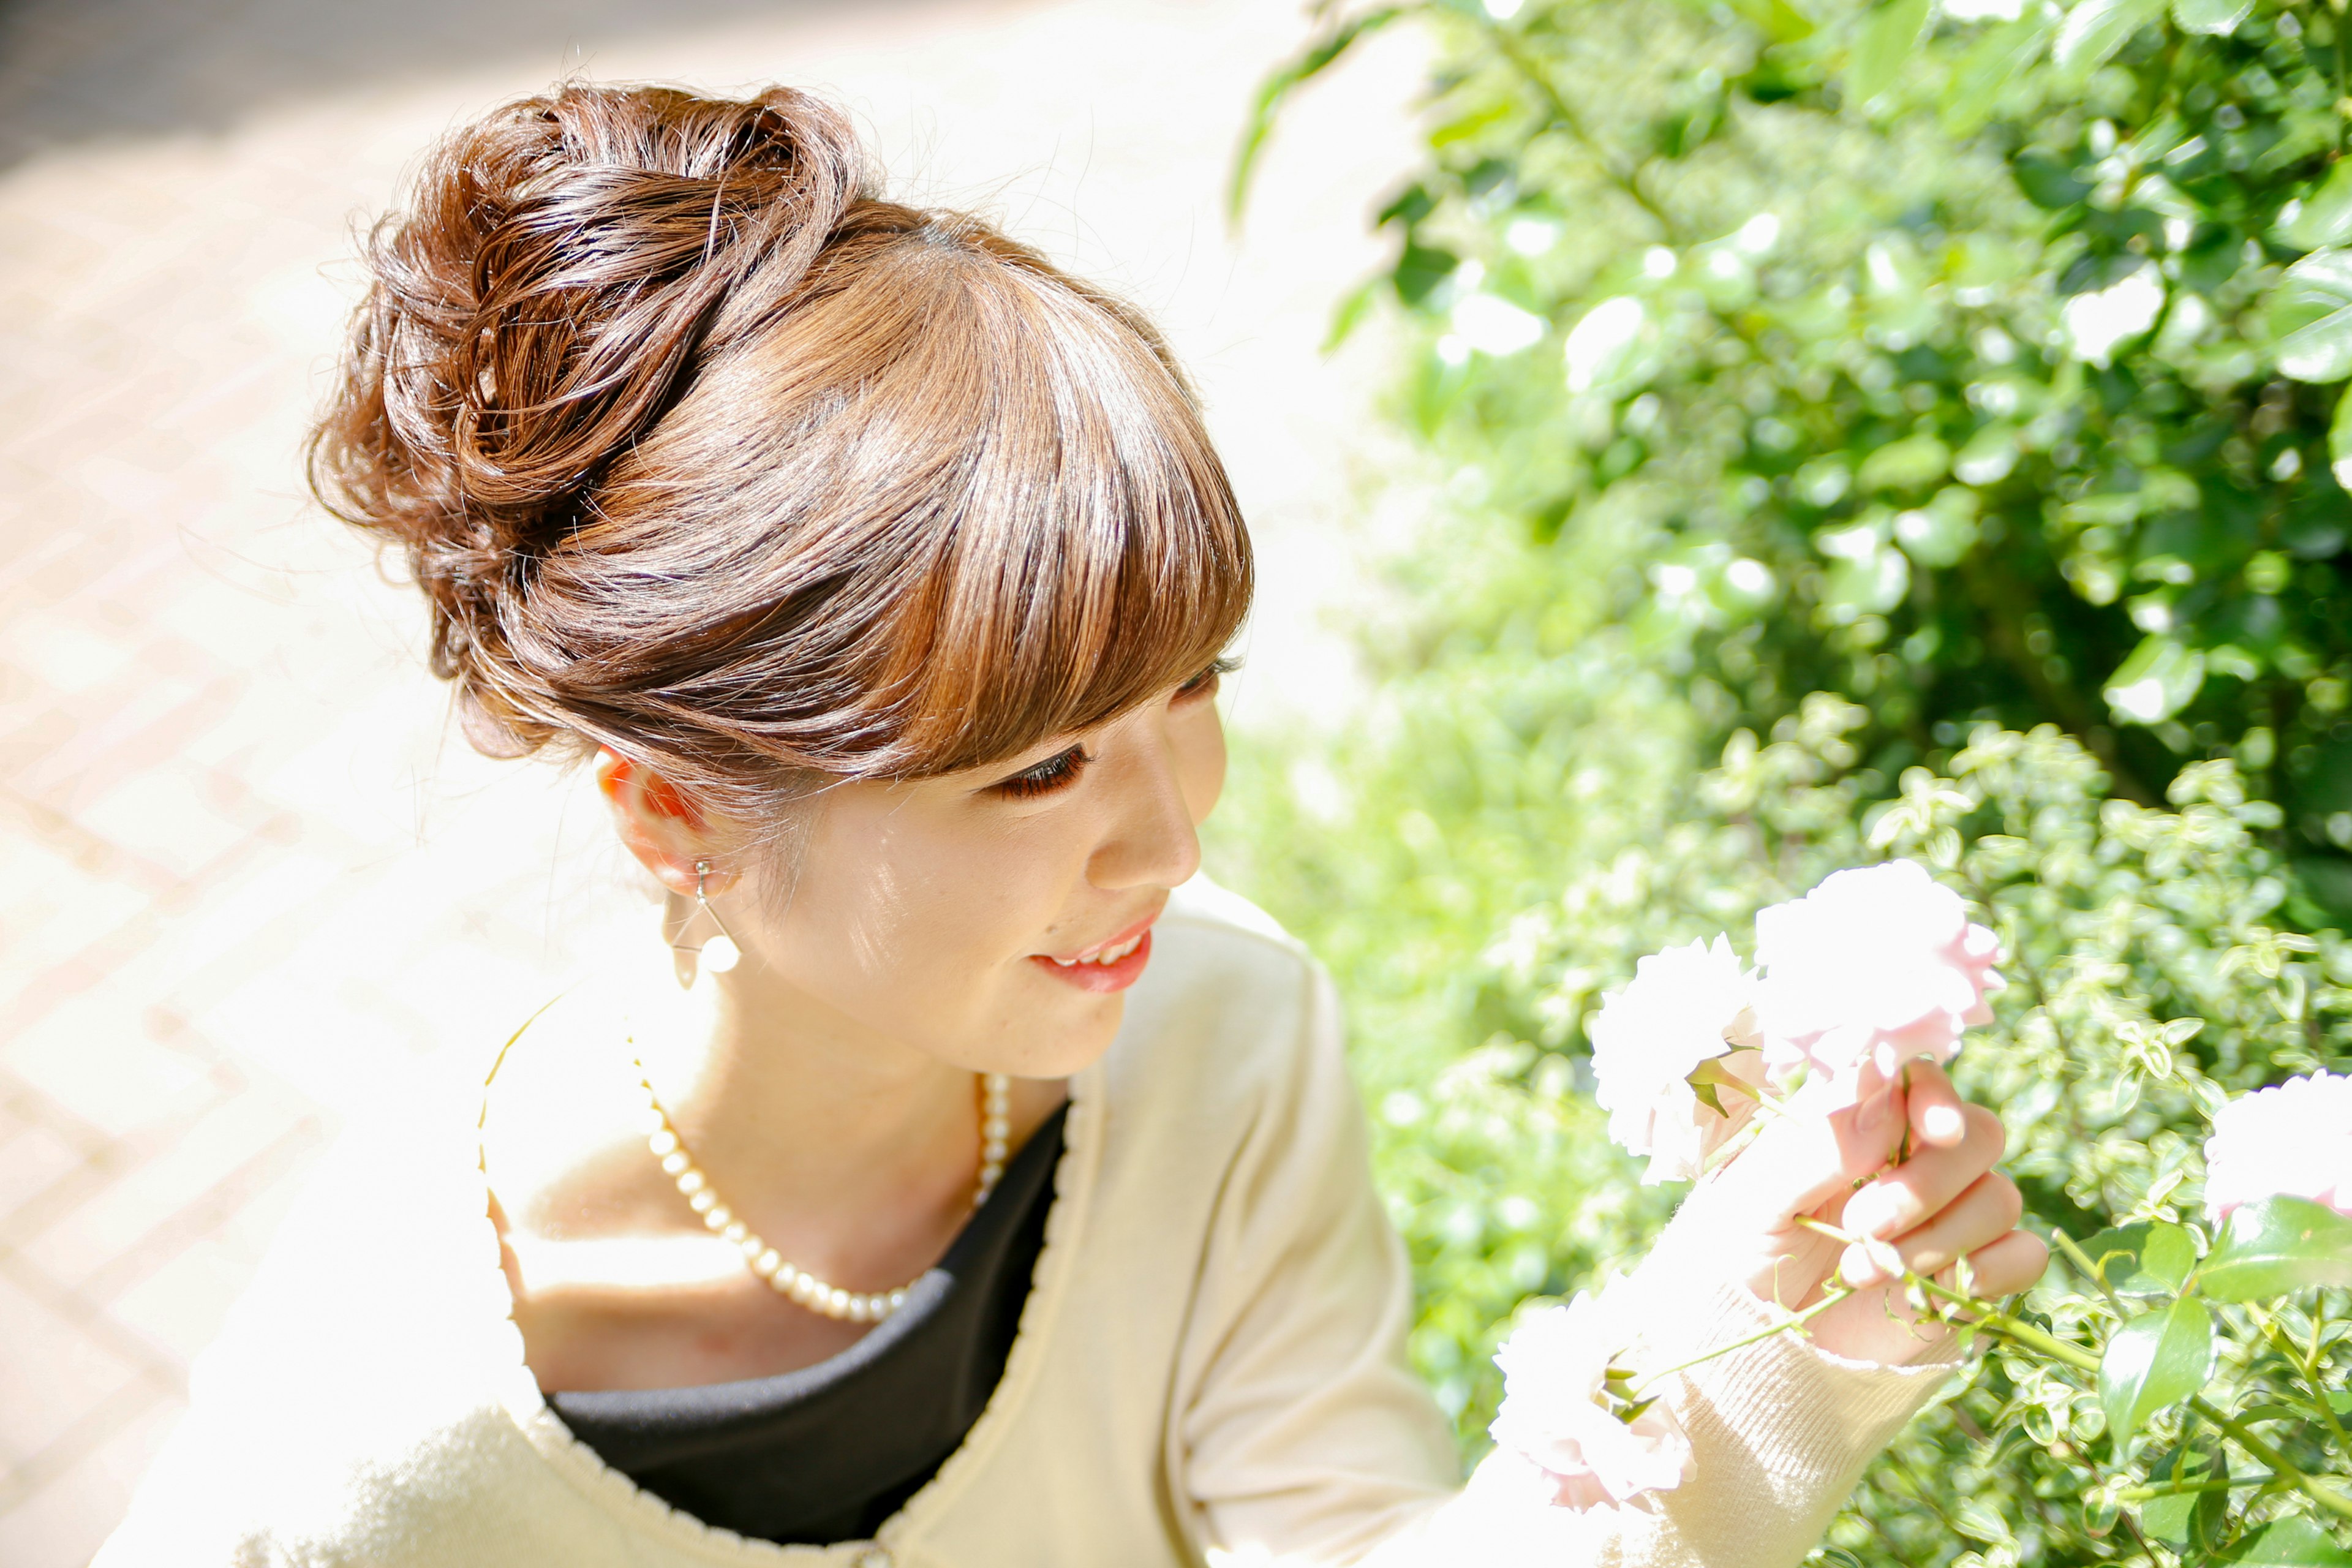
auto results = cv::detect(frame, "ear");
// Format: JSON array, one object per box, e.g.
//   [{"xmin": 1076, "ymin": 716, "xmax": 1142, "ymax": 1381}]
[{"xmin": 594, "ymin": 748, "xmax": 735, "ymax": 895}]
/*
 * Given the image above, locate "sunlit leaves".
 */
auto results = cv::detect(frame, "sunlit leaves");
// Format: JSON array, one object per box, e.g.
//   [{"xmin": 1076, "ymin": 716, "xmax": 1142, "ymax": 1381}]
[
  {"xmin": 1848, "ymin": 0, "xmax": 1932, "ymax": 112},
  {"xmin": 2052, "ymin": 0, "xmax": 2167, "ymax": 77},
  {"xmin": 2105, "ymin": 635, "xmax": 2208, "ymax": 724},
  {"xmin": 2195, "ymin": 1195, "xmax": 2352, "ymax": 1300},
  {"xmin": 2098, "ymin": 1298, "xmax": 2214, "ymax": 1440},
  {"xmin": 2267, "ymin": 250, "xmax": 2352, "ymax": 383},
  {"xmin": 2170, "ymin": 0, "xmax": 2252, "ymax": 33},
  {"xmin": 2282, "ymin": 163, "xmax": 2352, "ymax": 252},
  {"xmin": 2226, "ymin": 1517, "xmax": 2352, "ymax": 1567},
  {"xmin": 2329, "ymin": 383, "xmax": 2352, "ymax": 491}
]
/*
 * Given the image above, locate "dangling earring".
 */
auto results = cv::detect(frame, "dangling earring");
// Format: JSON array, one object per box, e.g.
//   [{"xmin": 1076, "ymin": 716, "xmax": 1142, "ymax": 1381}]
[{"xmin": 669, "ymin": 858, "xmax": 741, "ymax": 986}]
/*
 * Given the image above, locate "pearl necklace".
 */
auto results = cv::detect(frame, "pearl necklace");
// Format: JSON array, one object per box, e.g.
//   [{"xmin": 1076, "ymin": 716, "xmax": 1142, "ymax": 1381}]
[{"xmin": 633, "ymin": 1064, "xmax": 1012, "ymax": 1324}]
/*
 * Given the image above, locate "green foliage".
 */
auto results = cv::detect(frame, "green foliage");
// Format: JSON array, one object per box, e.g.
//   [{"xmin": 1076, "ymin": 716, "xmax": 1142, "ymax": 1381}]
[
  {"xmin": 2099, "ymin": 1298, "xmax": 2214, "ymax": 1439},
  {"xmin": 1216, "ymin": 0, "xmax": 2352, "ymax": 1557},
  {"xmin": 1233, "ymin": 0, "xmax": 2352, "ymax": 912}
]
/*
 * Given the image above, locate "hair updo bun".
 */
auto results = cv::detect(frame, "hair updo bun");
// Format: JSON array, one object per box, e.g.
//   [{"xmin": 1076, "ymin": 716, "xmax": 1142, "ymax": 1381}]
[{"xmin": 312, "ymin": 81, "xmax": 1251, "ymax": 825}]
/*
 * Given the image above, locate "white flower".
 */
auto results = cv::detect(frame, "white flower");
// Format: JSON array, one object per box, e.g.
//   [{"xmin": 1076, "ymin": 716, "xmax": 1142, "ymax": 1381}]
[
  {"xmin": 1590, "ymin": 936, "xmax": 1760, "ymax": 1183},
  {"xmin": 1490, "ymin": 1286, "xmax": 1694, "ymax": 1512},
  {"xmin": 1752, "ymin": 860, "xmax": 2003, "ymax": 1110},
  {"xmin": 2203, "ymin": 1071, "xmax": 2352, "ymax": 1223}
]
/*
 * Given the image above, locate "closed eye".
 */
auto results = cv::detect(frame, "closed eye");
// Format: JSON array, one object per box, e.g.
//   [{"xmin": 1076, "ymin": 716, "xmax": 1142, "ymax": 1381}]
[
  {"xmin": 1175, "ymin": 657, "xmax": 1238, "ymax": 701},
  {"xmin": 990, "ymin": 745, "xmax": 1091, "ymax": 800}
]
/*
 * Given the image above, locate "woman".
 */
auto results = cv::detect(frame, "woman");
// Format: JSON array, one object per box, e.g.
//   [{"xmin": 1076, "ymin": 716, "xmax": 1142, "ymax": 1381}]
[{"xmin": 99, "ymin": 83, "xmax": 2043, "ymax": 1567}]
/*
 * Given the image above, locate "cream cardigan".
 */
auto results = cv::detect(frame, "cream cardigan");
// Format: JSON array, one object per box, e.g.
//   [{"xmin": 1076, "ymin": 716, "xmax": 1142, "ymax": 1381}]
[{"xmin": 97, "ymin": 878, "xmax": 1953, "ymax": 1568}]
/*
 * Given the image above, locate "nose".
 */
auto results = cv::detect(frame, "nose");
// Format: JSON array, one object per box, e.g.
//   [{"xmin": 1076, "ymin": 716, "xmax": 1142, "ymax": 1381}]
[{"xmin": 1086, "ymin": 710, "xmax": 1202, "ymax": 892}]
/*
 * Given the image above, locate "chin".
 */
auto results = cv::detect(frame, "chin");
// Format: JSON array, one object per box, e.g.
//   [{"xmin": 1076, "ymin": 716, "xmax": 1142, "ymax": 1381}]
[{"xmin": 1013, "ymin": 995, "xmax": 1128, "ymax": 1080}]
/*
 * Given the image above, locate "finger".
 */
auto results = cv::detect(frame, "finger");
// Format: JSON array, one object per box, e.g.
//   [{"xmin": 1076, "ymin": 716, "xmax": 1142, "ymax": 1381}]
[
  {"xmin": 1902, "ymin": 1058, "xmax": 1968, "ymax": 1149},
  {"xmin": 1842, "ymin": 1170, "xmax": 2022, "ymax": 1286},
  {"xmin": 1945, "ymin": 1226, "xmax": 2050, "ymax": 1298},
  {"xmin": 1836, "ymin": 1102, "xmax": 2005, "ymax": 1244},
  {"xmin": 1705, "ymin": 1081, "xmax": 1909, "ymax": 1229}
]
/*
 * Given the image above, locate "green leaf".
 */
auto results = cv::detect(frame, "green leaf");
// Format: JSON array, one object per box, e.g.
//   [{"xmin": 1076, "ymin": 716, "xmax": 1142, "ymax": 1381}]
[
  {"xmin": 2267, "ymin": 249, "xmax": 2352, "ymax": 383},
  {"xmin": 2196, "ymin": 1195, "xmax": 2352, "ymax": 1301},
  {"xmin": 2139, "ymin": 1438, "xmax": 2225, "ymax": 1545},
  {"xmin": 2328, "ymin": 383, "xmax": 2352, "ymax": 495},
  {"xmin": 1685, "ymin": 1052, "xmax": 1760, "ymax": 1117},
  {"xmin": 2141, "ymin": 1222, "xmax": 2196, "ymax": 1291},
  {"xmin": 2285, "ymin": 163, "xmax": 2352, "ymax": 251},
  {"xmin": 1953, "ymin": 1496, "xmax": 2015, "ymax": 1544},
  {"xmin": 2052, "ymin": 0, "xmax": 2165, "ymax": 76},
  {"xmin": 2104, "ymin": 636, "xmax": 2206, "ymax": 725},
  {"xmin": 2074, "ymin": 1222, "xmax": 2170, "ymax": 1294},
  {"xmin": 2099, "ymin": 1297, "xmax": 2214, "ymax": 1440},
  {"xmin": 1394, "ymin": 241, "xmax": 1461, "ymax": 307},
  {"xmin": 1849, "ymin": 0, "xmax": 1932, "ymax": 112},
  {"xmin": 1858, "ymin": 433, "xmax": 1951, "ymax": 492},
  {"xmin": 2014, "ymin": 150, "xmax": 2092, "ymax": 211},
  {"xmin": 1323, "ymin": 278, "xmax": 1383, "ymax": 355},
  {"xmin": 1943, "ymin": 16, "xmax": 2054, "ymax": 137},
  {"xmin": 2226, "ymin": 1516, "xmax": 2352, "ymax": 1566},
  {"xmin": 1228, "ymin": 7, "xmax": 1406, "ymax": 225},
  {"xmin": 2171, "ymin": 0, "xmax": 2252, "ymax": 34},
  {"xmin": 1719, "ymin": 0, "xmax": 1818, "ymax": 42}
]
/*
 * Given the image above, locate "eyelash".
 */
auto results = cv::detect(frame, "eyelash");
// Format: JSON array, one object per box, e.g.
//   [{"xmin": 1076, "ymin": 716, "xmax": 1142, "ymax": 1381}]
[
  {"xmin": 1177, "ymin": 658, "xmax": 1237, "ymax": 699},
  {"xmin": 995, "ymin": 747, "xmax": 1091, "ymax": 800},
  {"xmin": 987, "ymin": 661, "xmax": 1234, "ymax": 801}
]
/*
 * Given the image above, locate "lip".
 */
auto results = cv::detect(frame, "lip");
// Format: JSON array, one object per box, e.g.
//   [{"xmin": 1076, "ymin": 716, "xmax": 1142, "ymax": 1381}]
[{"xmin": 1029, "ymin": 913, "xmax": 1159, "ymax": 994}]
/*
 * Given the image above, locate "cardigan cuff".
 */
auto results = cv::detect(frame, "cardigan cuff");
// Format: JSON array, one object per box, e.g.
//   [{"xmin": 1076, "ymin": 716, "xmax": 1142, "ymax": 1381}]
[{"xmin": 1625, "ymin": 1277, "xmax": 1959, "ymax": 1566}]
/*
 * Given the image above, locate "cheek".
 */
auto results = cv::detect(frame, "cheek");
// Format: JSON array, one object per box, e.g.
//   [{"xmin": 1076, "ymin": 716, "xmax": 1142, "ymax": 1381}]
[
  {"xmin": 778, "ymin": 801, "xmax": 1083, "ymax": 1009},
  {"xmin": 1178, "ymin": 705, "xmax": 1227, "ymax": 823}
]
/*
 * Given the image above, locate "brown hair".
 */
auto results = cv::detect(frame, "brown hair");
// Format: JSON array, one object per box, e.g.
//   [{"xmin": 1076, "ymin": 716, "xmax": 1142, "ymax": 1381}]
[{"xmin": 310, "ymin": 82, "xmax": 1251, "ymax": 825}]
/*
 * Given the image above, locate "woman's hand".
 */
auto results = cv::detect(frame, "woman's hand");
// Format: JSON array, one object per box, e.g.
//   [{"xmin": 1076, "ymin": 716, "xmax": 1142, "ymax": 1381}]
[{"xmin": 1655, "ymin": 1061, "xmax": 2048, "ymax": 1365}]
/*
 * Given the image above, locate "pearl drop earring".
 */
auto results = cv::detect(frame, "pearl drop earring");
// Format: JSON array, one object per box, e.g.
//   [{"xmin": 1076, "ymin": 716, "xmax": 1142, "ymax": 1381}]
[{"xmin": 670, "ymin": 858, "xmax": 741, "ymax": 979}]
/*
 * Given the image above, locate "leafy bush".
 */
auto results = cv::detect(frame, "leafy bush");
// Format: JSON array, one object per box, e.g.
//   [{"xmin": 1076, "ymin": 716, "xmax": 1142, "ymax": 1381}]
[
  {"xmin": 1212, "ymin": 0, "xmax": 2352, "ymax": 1557},
  {"xmin": 1235, "ymin": 0, "xmax": 2352, "ymax": 914}
]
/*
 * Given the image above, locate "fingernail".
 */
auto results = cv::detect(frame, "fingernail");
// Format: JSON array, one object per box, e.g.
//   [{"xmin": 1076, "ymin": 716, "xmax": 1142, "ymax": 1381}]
[
  {"xmin": 1842, "ymin": 1243, "xmax": 1882, "ymax": 1286},
  {"xmin": 1923, "ymin": 1104, "xmax": 1965, "ymax": 1144},
  {"xmin": 1858, "ymin": 1089, "xmax": 1895, "ymax": 1133},
  {"xmin": 1844, "ymin": 1189, "xmax": 1882, "ymax": 1241},
  {"xmin": 1846, "ymin": 1188, "xmax": 1885, "ymax": 1237}
]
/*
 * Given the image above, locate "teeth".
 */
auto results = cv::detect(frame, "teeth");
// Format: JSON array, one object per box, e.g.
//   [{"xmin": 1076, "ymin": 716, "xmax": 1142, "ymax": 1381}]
[{"xmin": 1049, "ymin": 932, "xmax": 1146, "ymax": 968}]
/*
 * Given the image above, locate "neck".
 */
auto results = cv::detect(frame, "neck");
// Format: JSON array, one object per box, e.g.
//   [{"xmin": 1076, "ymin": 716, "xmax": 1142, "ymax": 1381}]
[{"xmin": 640, "ymin": 956, "xmax": 986, "ymax": 1242}]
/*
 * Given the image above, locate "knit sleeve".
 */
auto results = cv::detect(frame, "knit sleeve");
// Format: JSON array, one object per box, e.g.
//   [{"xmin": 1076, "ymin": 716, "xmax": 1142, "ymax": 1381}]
[{"xmin": 1173, "ymin": 959, "xmax": 1958, "ymax": 1568}]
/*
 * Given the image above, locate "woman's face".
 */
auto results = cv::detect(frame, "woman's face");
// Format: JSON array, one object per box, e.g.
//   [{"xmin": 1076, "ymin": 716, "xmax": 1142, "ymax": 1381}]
[{"xmin": 714, "ymin": 666, "xmax": 1229, "ymax": 1078}]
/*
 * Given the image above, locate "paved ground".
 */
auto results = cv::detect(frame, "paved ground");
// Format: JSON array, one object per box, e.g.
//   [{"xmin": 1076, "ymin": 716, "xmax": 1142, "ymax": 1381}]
[{"xmin": 0, "ymin": 1, "xmax": 1427, "ymax": 1559}]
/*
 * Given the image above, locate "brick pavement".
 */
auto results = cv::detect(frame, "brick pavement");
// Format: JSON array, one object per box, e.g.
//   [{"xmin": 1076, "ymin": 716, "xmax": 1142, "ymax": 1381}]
[{"xmin": 0, "ymin": 1, "xmax": 1427, "ymax": 1560}]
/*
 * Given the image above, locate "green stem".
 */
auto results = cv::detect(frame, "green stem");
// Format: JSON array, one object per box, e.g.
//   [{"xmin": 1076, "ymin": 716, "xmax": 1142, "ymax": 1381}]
[
  {"xmin": 1632, "ymin": 1286, "xmax": 1854, "ymax": 1396},
  {"xmin": 2117, "ymin": 1473, "xmax": 2277, "ymax": 1499},
  {"xmin": 2049, "ymin": 1227, "xmax": 2128, "ymax": 1313},
  {"xmin": 2250, "ymin": 1301, "xmax": 2352, "ymax": 1465},
  {"xmin": 2184, "ymin": 1394, "xmax": 2352, "ymax": 1521},
  {"xmin": 1477, "ymin": 20, "xmax": 1684, "ymax": 243},
  {"xmin": 1793, "ymin": 1218, "xmax": 2352, "ymax": 1521}
]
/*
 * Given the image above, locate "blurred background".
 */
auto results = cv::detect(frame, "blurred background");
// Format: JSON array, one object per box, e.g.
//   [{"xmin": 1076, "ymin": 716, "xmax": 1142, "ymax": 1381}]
[
  {"xmin": 10, "ymin": 0, "xmax": 2352, "ymax": 1562},
  {"xmin": 0, "ymin": 2, "xmax": 1425, "ymax": 1559}
]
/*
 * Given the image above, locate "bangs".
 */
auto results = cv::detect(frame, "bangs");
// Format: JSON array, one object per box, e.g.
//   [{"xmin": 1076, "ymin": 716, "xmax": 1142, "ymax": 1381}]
[
  {"xmin": 571, "ymin": 203, "xmax": 1254, "ymax": 788},
  {"xmin": 885, "ymin": 254, "xmax": 1254, "ymax": 775}
]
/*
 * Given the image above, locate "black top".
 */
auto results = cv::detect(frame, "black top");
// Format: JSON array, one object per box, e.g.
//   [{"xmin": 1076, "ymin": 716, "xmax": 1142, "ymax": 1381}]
[{"xmin": 549, "ymin": 1104, "xmax": 1068, "ymax": 1545}]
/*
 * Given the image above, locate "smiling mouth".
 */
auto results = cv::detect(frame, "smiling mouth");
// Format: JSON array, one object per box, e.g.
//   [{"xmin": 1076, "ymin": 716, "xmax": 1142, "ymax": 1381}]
[
  {"xmin": 1047, "ymin": 930, "xmax": 1147, "ymax": 968},
  {"xmin": 1030, "ymin": 914, "xmax": 1159, "ymax": 993}
]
